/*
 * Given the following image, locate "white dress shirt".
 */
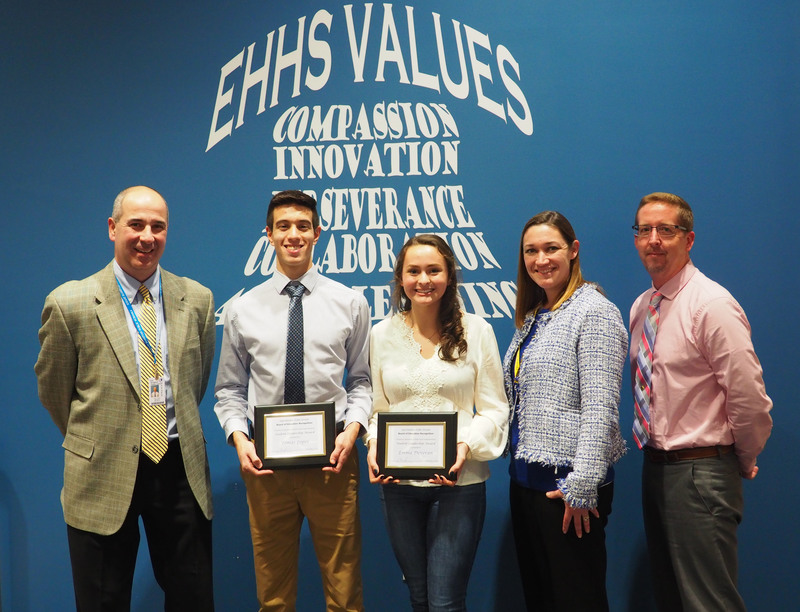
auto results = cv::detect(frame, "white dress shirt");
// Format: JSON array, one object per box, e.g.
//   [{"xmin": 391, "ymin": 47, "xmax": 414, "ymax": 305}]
[{"xmin": 214, "ymin": 267, "xmax": 372, "ymax": 442}]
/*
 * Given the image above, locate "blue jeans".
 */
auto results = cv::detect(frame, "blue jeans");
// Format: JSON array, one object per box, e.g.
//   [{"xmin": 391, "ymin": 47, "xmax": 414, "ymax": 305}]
[{"xmin": 380, "ymin": 482, "xmax": 486, "ymax": 612}]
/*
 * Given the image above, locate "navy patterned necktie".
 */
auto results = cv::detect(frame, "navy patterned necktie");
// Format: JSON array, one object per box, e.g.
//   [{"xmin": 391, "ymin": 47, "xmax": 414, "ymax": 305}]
[{"xmin": 284, "ymin": 282, "xmax": 305, "ymax": 404}]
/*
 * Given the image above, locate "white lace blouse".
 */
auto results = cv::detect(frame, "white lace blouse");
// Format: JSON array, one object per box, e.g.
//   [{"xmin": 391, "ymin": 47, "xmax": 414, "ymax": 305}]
[{"xmin": 367, "ymin": 312, "xmax": 509, "ymax": 486}]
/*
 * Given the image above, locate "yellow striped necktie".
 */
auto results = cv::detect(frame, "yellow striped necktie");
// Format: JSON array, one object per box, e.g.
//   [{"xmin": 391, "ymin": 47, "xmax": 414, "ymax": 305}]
[{"xmin": 138, "ymin": 284, "xmax": 168, "ymax": 462}]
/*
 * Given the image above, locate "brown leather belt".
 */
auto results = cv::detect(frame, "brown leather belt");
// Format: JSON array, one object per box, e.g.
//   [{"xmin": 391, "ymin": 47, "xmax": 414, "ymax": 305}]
[{"xmin": 643, "ymin": 444, "xmax": 734, "ymax": 463}]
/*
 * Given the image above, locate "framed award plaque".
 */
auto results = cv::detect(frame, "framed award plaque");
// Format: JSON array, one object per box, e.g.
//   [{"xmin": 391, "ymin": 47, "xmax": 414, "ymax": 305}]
[
  {"xmin": 377, "ymin": 412, "xmax": 457, "ymax": 480},
  {"xmin": 253, "ymin": 402, "xmax": 335, "ymax": 469}
]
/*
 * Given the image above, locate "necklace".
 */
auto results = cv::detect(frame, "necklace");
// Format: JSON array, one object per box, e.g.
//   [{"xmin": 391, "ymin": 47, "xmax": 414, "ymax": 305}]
[
  {"xmin": 407, "ymin": 313, "xmax": 440, "ymax": 343},
  {"xmin": 418, "ymin": 326, "xmax": 439, "ymax": 343}
]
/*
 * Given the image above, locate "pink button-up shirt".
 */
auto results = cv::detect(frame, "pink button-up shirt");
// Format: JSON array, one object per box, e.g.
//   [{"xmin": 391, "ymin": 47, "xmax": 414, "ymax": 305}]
[{"xmin": 630, "ymin": 262, "xmax": 772, "ymax": 473}]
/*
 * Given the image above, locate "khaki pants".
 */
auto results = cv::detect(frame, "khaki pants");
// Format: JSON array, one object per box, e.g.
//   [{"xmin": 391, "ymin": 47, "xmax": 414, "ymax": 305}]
[{"xmin": 242, "ymin": 449, "xmax": 363, "ymax": 612}]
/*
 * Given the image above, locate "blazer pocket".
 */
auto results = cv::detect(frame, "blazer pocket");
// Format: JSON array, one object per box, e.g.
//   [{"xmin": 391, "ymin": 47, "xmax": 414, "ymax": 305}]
[{"xmin": 63, "ymin": 432, "xmax": 95, "ymax": 460}]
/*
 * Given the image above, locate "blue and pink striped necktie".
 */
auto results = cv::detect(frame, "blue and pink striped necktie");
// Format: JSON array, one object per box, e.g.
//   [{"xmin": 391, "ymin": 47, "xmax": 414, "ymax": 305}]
[{"xmin": 633, "ymin": 291, "xmax": 663, "ymax": 449}]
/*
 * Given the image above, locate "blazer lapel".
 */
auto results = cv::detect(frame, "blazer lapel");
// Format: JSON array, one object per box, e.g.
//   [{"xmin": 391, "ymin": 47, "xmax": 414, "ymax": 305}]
[
  {"xmin": 95, "ymin": 263, "xmax": 141, "ymax": 398},
  {"xmin": 161, "ymin": 270, "xmax": 188, "ymax": 386}
]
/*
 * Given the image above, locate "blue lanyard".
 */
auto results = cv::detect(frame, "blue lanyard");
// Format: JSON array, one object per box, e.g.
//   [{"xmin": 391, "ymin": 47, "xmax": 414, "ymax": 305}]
[
  {"xmin": 512, "ymin": 309, "xmax": 547, "ymax": 407},
  {"xmin": 116, "ymin": 277, "xmax": 162, "ymax": 364}
]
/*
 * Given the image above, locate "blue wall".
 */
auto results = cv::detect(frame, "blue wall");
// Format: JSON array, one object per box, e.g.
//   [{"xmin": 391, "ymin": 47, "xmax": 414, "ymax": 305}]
[{"xmin": 2, "ymin": 1, "xmax": 798, "ymax": 610}]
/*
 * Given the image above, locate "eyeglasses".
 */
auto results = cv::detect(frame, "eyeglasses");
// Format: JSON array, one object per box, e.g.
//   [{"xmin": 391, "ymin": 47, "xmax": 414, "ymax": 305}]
[{"xmin": 632, "ymin": 224, "xmax": 688, "ymax": 238}]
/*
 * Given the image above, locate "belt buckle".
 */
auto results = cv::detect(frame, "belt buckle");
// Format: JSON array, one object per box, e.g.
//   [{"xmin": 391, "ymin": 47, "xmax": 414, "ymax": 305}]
[{"xmin": 665, "ymin": 450, "xmax": 682, "ymax": 462}]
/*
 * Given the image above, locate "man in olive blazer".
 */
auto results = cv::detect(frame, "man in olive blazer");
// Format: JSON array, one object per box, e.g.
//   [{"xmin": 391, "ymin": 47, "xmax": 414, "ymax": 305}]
[{"xmin": 35, "ymin": 186, "xmax": 215, "ymax": 611}]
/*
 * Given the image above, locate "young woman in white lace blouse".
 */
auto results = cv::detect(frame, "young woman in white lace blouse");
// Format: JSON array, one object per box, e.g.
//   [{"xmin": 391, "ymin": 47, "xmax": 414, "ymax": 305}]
[
  {"xmin": 502, "ymin": 211, "xmax": 628, "ymax": 612},
  {"xmin": 365, "ymin": 234, "xmax": 509, "ymax": 612}
]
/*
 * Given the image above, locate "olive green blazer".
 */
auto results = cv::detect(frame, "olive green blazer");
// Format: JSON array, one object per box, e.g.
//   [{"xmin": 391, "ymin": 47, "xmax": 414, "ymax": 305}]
[{"xmin": 35, "ymin": 262, "xmax": 215, "ymax": 535}]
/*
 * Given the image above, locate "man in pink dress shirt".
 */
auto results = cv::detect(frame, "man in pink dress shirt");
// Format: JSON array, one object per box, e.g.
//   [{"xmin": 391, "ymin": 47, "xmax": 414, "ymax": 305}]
[{"xmin": 630, "ymin": 192, "xmax": 772, "ymax": 612}]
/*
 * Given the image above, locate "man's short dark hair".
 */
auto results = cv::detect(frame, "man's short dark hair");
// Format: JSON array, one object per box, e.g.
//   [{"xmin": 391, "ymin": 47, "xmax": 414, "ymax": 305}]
[{"xmin": 266, "ymin": 190, "xmax": 319, "ymax": 230}]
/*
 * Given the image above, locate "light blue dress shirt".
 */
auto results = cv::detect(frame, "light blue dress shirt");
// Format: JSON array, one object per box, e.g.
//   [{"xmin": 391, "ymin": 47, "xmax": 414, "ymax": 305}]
[{"xmin": 113, "ymin": 261, "xmax": 178, "ymax": 441}]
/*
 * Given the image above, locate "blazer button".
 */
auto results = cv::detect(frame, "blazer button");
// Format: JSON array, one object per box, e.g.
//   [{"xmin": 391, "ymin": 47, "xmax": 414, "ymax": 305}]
[{"xmin": 132, "ymin": 445, "xmax": 139, "ymax": 454}]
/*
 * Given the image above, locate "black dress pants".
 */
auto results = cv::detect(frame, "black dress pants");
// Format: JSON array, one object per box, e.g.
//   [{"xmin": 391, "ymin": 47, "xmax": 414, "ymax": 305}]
[
  {"xmin": 67, "ymin": 441, "xmax": 213, "ymax": 612},
  {"xmin": 510, "ymin": 480, "xmax": 613, "ymax": 612}
]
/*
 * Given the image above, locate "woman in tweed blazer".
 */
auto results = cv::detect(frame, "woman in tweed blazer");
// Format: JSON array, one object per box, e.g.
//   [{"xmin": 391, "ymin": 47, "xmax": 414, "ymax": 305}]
[{"xmin": 502, "ymin": 211, "xmax": 628, "ymax": 612}]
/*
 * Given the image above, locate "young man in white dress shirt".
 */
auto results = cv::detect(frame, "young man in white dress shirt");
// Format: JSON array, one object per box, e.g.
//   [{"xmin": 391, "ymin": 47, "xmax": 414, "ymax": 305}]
[{"xmin": 214, "ymin": 190, "xmax": 372, "ymax": 611}]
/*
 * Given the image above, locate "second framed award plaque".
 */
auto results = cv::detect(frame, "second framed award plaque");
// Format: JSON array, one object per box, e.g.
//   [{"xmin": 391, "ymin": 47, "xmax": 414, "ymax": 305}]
[
  {"xmin": 253, "ymin": 402, "xmax": 335, "ymax": 469},
  {"xmin": 377, "ymin": 412, "xmax": 457, "ymax": 480}
]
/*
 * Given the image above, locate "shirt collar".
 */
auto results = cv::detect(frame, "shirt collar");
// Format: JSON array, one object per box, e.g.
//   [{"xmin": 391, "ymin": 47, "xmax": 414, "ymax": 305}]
[
  {"xmin": 273, "ymin": 266, "xmax": 319, "ymax": 294},
  {"xmin": 652, "ymin": 260, "xmax": 696, "ymax": 302},
  {"xmin": 113, "ymin": 260, "xmax": 161, "ymax": 303}
]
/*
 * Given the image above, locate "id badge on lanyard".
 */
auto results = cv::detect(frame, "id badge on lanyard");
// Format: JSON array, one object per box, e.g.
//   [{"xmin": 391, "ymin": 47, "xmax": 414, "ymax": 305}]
[
  {"xmin": 117, "ymin": 277, "xmax": 166, "ymax": 404},
  {"xmin": 148, "ymin": 377, "xmax": 166, "ymax": 405}
]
